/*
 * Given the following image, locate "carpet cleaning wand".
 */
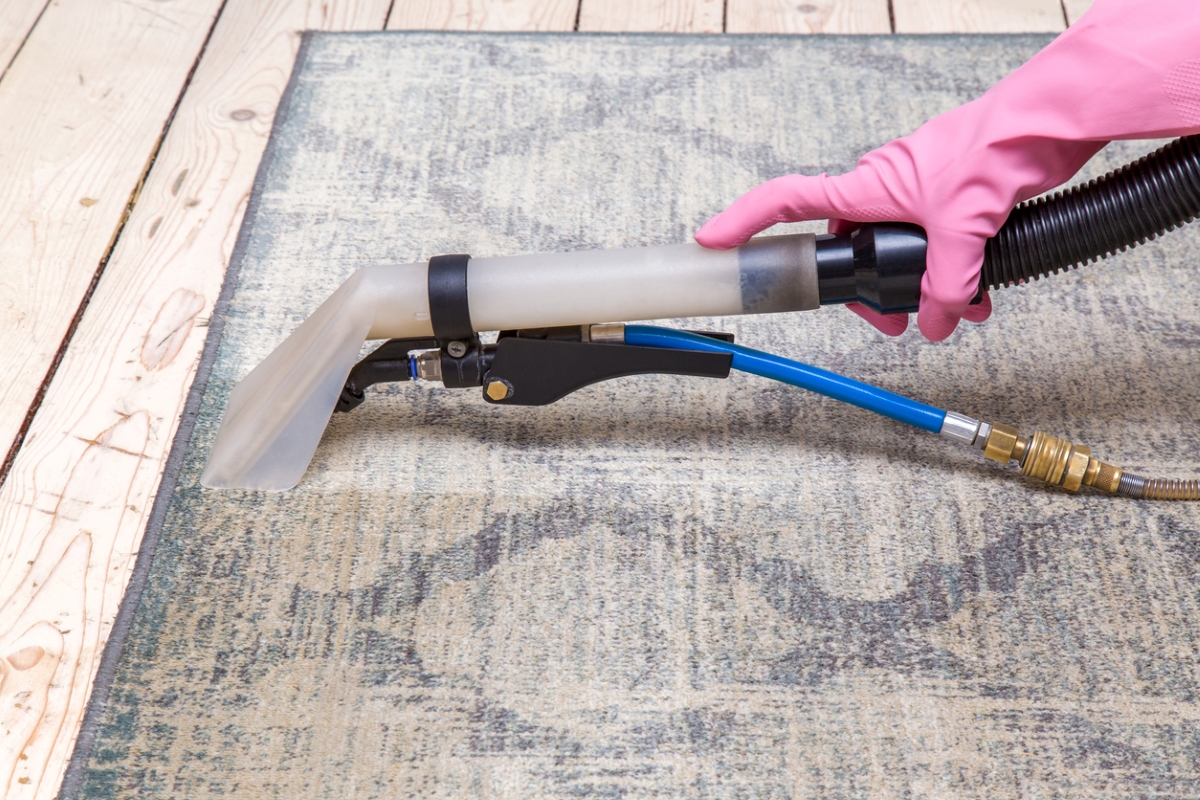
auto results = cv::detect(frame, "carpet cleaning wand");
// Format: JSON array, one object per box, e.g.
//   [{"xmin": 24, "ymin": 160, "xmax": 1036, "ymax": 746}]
[{"xmin": 202, "ymin": 136, "xmax": 1200, "ymax": 493}]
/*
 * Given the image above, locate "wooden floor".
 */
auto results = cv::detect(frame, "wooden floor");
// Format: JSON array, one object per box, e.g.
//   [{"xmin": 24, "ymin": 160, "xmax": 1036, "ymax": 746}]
[{"xmin": 0, "ymin": 0, "xmax": 1090, "ymax": 797}]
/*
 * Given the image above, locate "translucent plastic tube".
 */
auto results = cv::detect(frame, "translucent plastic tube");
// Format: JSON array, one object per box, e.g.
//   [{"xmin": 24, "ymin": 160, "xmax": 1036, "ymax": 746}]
[
  {"xmin": 356, "ymin": 234, "xmax": 818, "ymax": 339},
  {"xmin": 624, "ymin": 325, "xmax": 947, "ymax": 432},
  {"xmin": 467, "ymin": 243, "xmax": 742, "ymax": 330}
]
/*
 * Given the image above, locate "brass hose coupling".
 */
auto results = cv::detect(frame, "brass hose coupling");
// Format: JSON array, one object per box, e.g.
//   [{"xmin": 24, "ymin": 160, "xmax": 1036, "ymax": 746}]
[{"xmin": 981, "ymin": 423, "xmax": 1122, "ymax": 493}]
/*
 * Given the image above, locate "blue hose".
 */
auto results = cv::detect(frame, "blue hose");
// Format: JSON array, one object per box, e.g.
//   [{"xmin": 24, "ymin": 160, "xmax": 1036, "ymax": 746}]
[{"xmin": 624, "ymin": 325, "xmax": 947, "ymax": 433}]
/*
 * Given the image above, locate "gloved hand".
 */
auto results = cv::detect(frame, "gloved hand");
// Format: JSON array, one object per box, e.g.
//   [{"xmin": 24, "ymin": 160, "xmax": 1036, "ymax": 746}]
[{"xmin": 696, "ymin": 0, "xmax": 1200, "ymax": 340}]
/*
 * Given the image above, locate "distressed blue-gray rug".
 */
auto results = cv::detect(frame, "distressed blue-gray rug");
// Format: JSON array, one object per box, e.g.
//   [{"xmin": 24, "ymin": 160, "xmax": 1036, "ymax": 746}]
[{"xmin": 68, "ymin": 31, "xmax": 1200, "ymax": 799}]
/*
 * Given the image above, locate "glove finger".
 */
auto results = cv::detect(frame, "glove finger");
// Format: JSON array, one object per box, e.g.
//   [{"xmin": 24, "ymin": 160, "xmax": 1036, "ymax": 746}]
[
  {"xmin": 828, "ymin": 218, "xmax": 857, "ymax": 235},
  {"xmin": 847, "ymin": 303, "xmax": 909, "ymax": 336},
  {"xmin": 916, "ymin": 230, "xmax": 986, "ymax": 341},
  {"xmin": 916, "ymin": 299, "xmax": 961, "ymax": 342},
  {"xmin": 695, "ymin": 172, "xmax": 895, "ymax": 249},
  {"xmin": 960, "ymin": 290, "xmax": 992, "ymax": 323}
]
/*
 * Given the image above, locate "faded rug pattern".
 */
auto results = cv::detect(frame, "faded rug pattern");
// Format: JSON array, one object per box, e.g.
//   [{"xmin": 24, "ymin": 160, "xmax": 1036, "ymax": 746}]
[{"xmin": 75, "ymin": 32, "xmax": 1200, "ymax": 799}]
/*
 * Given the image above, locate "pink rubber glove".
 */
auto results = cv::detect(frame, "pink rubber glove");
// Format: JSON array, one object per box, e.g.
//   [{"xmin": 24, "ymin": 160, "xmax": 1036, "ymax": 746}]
[{"xmin": 696, "ymin": 0, "xmax": 1200, "ymax": 340}]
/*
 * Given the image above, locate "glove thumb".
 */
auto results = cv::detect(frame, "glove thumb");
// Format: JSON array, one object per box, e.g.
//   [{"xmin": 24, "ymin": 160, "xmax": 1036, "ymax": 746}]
[{"xmin": 695, "ymin": 172, "xmax": 895, "ymax": 249}]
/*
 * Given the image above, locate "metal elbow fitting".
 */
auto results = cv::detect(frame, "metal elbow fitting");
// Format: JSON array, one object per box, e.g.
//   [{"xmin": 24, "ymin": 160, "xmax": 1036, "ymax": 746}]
[{"xmin": 981, "ymin": 423, "xmax": 1123, "ymax": 494}]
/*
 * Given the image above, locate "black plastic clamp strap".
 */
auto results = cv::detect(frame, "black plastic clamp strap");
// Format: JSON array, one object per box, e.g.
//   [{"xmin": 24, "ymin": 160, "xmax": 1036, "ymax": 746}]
[{"xmin": 427, "ymin": 254, "xmax": 473, "ymax": 343}]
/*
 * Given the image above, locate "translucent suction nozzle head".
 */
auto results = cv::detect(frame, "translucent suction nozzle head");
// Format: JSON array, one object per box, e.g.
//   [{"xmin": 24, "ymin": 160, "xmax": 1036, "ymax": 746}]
[{"xmin": 201, "ymin": 264, "xmax": 431, "ymax": 491}]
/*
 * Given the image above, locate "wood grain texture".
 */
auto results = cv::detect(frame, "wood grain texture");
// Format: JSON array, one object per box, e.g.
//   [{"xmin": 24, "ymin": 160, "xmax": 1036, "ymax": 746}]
[
  {"xmin": 1062, "ymin": 0, "xmax": 1095, "ymax": 25},
  {"xmin": 0, "ymin": 0, "xmax": 225, "ymax": 474},
  {"xmin": 893, "ymin": 0, "xmax": 1065, "ymax": 32},
  {"xmin": 0, "ymin": 0, "xmax": 48, "ymax": 75},
  {"xmin": 0, "ymin": 1, "xmax": 393, "ymax": 798},
  {"xmin": 726, "ymin": 0, "xmax": 891, "ymax": 33},
  {"xmin": 577, "ymin": 0, "xmax": 723, "ymax": 32},
  {"xmin": 387, "ymin": 0, "xmax": 579, "ymax": 30}
]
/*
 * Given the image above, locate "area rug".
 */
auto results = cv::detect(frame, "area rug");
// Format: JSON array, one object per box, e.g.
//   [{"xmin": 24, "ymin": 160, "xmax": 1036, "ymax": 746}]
[{"xmin": 67, "ymin": 31, "xmax": 1200, "ymax": 799}]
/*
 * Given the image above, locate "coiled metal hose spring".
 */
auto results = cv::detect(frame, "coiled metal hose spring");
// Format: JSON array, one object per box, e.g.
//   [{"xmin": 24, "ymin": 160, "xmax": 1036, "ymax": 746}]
[
  {"xmin": 1118, "ymin": 474, "xmax": 1200, "ymax": 500},
  {"xmin": 981, "ymin": 134, "xmax": 1200, "ymax": 289}
]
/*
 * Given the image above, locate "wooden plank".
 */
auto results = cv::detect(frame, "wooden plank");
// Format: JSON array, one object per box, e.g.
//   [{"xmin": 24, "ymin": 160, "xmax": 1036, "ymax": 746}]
[
  {"xmin": 1062, "ymin": 0, "xmax": 1094, "ymax": 25},
  {"xmin": 726, "ymin": 0, "xmax": 891, "ymax": 33},
  {"xmin": 0, "ymin": 0, "xmax": 48, "ymax": 76},
  {"xmin": 577, "ymin": 0, "xmax": 724, "ymax": 32},
  {"xmin": 0, "ymin": 0, "xmax": 226, "ymax": 475},
  {"xmin": 387, "ymin": 0, "xmax": 579, "ymax": 30},
  {"xmin": 893, "ymin": 0, "xmax": 1065, "ymax": 32},
  {"xmin": 0, "ymin": 1, "xmax": 394, "ymax": 797}
]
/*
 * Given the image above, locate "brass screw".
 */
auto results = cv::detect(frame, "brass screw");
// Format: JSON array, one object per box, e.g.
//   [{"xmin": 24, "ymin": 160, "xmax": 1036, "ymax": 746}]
[{"xmin": 485, "ymin": 380, "xmax": 510, "ymax": 401}]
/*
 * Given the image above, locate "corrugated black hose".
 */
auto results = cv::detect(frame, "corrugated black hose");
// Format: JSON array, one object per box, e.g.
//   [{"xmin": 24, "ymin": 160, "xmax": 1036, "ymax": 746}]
[{"xmin": 982, "ymin": 134, "xmax": 1200, "ymax": 289}]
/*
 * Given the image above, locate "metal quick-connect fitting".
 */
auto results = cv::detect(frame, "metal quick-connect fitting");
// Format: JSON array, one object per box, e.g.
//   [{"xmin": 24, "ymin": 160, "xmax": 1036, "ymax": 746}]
[
  {"xmin": 939, "ymin": 411, "xmax": 981, "ymax": 446},
  {"xmin": 979, "ymin": 422, "xmax": 1124, "ymax": 494}
]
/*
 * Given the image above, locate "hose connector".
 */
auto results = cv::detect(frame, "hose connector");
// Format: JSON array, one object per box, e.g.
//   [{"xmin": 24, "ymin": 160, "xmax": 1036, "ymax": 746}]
[{"xmin": 981, "ymin": 423, "xmax": 1122, "ymax": 493}]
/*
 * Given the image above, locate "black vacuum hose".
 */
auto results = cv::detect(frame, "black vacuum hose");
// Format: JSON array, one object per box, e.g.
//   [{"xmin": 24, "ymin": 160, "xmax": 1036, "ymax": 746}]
[
  {"xmin": 982, "ymin": 134, "xmax": 1200, "ymax": 290},
  {"xmin": 817, "ymin": 135, "xmax": 1200, "ymax": 314}
]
